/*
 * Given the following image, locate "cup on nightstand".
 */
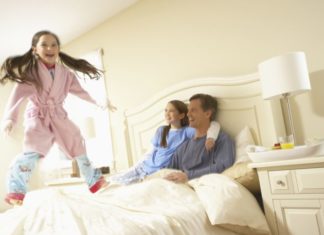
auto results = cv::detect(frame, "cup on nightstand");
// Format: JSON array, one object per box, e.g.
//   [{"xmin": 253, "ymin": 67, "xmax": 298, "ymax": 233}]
[{"xmin": 278, "ymin": 135, "xmax": 295, "ymax": 149}]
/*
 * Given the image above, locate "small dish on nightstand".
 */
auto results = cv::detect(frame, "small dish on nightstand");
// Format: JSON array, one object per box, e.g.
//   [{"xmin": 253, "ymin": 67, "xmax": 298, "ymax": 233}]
[{"xmin": 247, "ymin": 141, "xmax": 324, "ymax": 163}]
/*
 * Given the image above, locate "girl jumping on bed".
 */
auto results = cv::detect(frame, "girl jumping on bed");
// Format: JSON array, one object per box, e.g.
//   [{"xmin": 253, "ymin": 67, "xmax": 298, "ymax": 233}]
[
  {"xmin": 0, "ymin": 30, "xmax": 115, "ymax": 206},
  {"xmin": 111, "ymin": 100, "xmax": 220, "ymax": 185}
]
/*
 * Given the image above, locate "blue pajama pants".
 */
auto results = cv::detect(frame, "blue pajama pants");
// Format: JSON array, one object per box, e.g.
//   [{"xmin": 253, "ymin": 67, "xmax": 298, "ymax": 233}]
[
  {"xmin": 75, "ymin": 154, "xmax": 102, "ymax": 188},
  {"xmin": 6, "ymin": 152, "xmax": 103, "ymax": 202},
  {"xmin": 110, "ymin": 164, "xmax": 148, "ymax": 185}
]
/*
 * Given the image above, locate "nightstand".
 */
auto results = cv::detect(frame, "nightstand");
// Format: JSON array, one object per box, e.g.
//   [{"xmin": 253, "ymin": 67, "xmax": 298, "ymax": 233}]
[{"xmin": 250, "ymin": 157, "xmax": 324, "ymax": 235}]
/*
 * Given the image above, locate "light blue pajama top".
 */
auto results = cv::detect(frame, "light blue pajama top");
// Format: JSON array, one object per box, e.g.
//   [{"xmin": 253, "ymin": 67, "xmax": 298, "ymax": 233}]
[{"xmin": 141, "ymin": 126, "xmax": 195, "ymax": 174}]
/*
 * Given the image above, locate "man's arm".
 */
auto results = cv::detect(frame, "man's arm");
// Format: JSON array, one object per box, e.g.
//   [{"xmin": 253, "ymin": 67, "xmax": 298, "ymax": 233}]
[
  {"xmin": 164, "ymin": 142, "xmax": 188, "ymax": 183},
  {"xmin": 165, "ymin": 149, "xmax": 189, "ymax": 183},
  {"xmin": 163, "ymin": 171, "xmax": 188, "ymax": 183},
  {"xmin": 210, "ymin": 132, "xmax": 235, "ymax": 173},
  {"xmin": 167, "ymin": 146, "xmax": 181, "ymax": 170}
]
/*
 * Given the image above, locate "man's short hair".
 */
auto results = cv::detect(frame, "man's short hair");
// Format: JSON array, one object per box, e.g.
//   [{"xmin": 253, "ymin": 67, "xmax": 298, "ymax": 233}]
[{"xmin": 189, "ymin": 93, "xmax": 218, "ymax": 121}]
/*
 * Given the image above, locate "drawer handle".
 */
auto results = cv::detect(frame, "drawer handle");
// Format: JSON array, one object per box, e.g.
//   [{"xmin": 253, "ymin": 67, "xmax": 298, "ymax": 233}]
[{"xmin": 276, "ymin": 180, "xmax": 285, "ymax": 186}]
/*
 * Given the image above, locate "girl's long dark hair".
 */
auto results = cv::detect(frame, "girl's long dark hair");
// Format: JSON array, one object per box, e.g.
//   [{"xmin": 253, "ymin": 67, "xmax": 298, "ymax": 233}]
[
  {"xmin": 160, "ymin": 100, "xmax": 189, "ymax": 148},
  {"xmin": 0, "ymin": 30, "xmax": 102, "ymax": 91}
]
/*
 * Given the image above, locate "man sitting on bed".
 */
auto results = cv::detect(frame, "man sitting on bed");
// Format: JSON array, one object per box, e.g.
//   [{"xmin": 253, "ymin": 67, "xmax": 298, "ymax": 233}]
[{"xmin": 164, "ymin": 93, "xmax": 235, "ymax": 183}]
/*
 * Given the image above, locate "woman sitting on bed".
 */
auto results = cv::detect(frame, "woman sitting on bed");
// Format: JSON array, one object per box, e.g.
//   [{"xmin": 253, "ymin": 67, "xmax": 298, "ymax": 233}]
[{"xmin": 111, "ymin": 100, "xmax": 220, "ymax": 185}]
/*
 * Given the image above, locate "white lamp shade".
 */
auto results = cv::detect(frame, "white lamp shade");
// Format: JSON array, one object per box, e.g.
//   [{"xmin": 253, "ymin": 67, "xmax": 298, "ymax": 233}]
[{"xmin": 258, "ymin": 51, "xmax": 311, "ymax": 100}]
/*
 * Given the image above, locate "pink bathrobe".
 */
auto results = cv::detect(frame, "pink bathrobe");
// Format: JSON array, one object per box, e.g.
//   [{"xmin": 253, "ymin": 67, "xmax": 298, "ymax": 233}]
[{"xmin": 3, "ymin": 62, "xmax": 98, "ymax": 158}]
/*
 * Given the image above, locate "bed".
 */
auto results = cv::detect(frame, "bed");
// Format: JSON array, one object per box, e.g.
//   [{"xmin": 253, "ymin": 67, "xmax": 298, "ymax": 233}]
[{"xmin": 0, "ymin": 73, "xmax": 286, "ymax": 235}]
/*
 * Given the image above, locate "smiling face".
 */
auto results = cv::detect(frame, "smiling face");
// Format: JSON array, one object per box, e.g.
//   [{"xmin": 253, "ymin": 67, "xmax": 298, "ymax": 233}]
[
  {"xmin": 32, "ymin": 34, "xmax": 59, "ymax": 65},
  {"xmin": 187, "ymin": 99, "xmax": 211, "ymax": 129},
  {"xmin": 164, "ymin": 102, "xmax": 186, "ymax": 129}
]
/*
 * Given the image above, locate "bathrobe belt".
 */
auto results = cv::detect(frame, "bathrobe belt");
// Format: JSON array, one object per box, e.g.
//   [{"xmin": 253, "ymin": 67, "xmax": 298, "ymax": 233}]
[{"xmin": 27, "ymin": 101, "xmax": 64, "ymax": 127}]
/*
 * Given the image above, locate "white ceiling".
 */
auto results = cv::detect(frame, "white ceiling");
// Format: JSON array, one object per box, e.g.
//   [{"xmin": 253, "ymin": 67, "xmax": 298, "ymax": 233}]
[{"xmin": 0, "ymin": 0, "xmax": 138, "ymax": 63}]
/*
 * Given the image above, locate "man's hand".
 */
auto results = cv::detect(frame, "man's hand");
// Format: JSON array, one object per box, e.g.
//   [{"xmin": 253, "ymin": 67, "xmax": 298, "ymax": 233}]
[
  {"xmin": 1, "ymin": 120, "xmax": 13, "ymax": 137},
  {"xmin": 205, "ymin": 137, "xmax": 215, "ymax": 151},
  {"xmin": 164, "ymin": 172, "xmax": 188, "ymax": 183}
]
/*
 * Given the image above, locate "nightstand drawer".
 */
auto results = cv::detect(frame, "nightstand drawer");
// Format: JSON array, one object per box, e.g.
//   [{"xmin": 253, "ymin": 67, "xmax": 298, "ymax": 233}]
[
  {"xmin": 269, "ymin": 170, "xmax": 294, "ymax": 194},
  {"xmin": 295, "ymin": 168, "xmax": 324, "ymax": 193}
]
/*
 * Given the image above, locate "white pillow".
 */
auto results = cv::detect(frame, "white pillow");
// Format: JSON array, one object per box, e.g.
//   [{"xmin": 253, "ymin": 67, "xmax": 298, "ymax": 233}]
[
  {"xmin": 188, "ymin": 174, "xmax": 270, "ymax": 235},
  {"xmin": 222, "ymin": 162, "xmax": 260, "ymax": 194},
  {"xmin": 235, "ymin": 126, "xmax": 255, "ymax": 164}
]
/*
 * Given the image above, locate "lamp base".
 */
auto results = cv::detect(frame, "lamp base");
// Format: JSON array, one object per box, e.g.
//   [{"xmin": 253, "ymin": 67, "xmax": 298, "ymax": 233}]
[{"xmin": 283, "ymin": 93, "xmax": 296, "ymax": 144}]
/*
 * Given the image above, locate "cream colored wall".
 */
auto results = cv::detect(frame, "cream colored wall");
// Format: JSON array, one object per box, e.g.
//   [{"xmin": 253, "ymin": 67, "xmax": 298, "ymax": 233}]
[
  {"xmin": 1, "ymin": 0, "xmax": 323, "ymax": 211},
  {"xmin": 63, "ymin": 0, "xmax": 324, "ymax": 168}
]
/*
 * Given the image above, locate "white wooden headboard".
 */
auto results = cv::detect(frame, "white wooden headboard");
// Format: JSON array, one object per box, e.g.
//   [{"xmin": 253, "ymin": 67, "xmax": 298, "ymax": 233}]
[{"xmin": 124, "ymin": 73, "xmax": 286, "ymax": 166}]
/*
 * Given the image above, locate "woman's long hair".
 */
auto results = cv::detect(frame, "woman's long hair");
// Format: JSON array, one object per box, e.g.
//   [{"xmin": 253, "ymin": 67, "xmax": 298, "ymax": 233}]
[
  {"xmin": 0, "ymin": 30, "xmax": 102, "ymax": 91},
  {"xmin": 160, "ymin": 100, "xmax": 189, "ymax": 148}
]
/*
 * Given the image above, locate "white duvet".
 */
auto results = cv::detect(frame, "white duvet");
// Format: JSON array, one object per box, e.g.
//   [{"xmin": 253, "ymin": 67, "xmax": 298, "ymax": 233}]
[{"xmin": 0, "ymin": 178, "xmax": 238, "ymax": 235}]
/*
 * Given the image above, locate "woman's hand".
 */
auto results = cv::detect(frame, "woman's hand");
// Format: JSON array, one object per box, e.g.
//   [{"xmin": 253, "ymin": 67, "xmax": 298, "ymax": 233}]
[{"xmin": 1, "ymin": 120, "xmax": 14, "ymax": 136}]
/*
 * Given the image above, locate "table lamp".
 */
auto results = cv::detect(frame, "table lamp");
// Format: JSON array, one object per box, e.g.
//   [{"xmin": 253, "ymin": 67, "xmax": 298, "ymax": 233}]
[{"xmin": 258, "ymin": 51, "xmax": 311, "ymax": 144}]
